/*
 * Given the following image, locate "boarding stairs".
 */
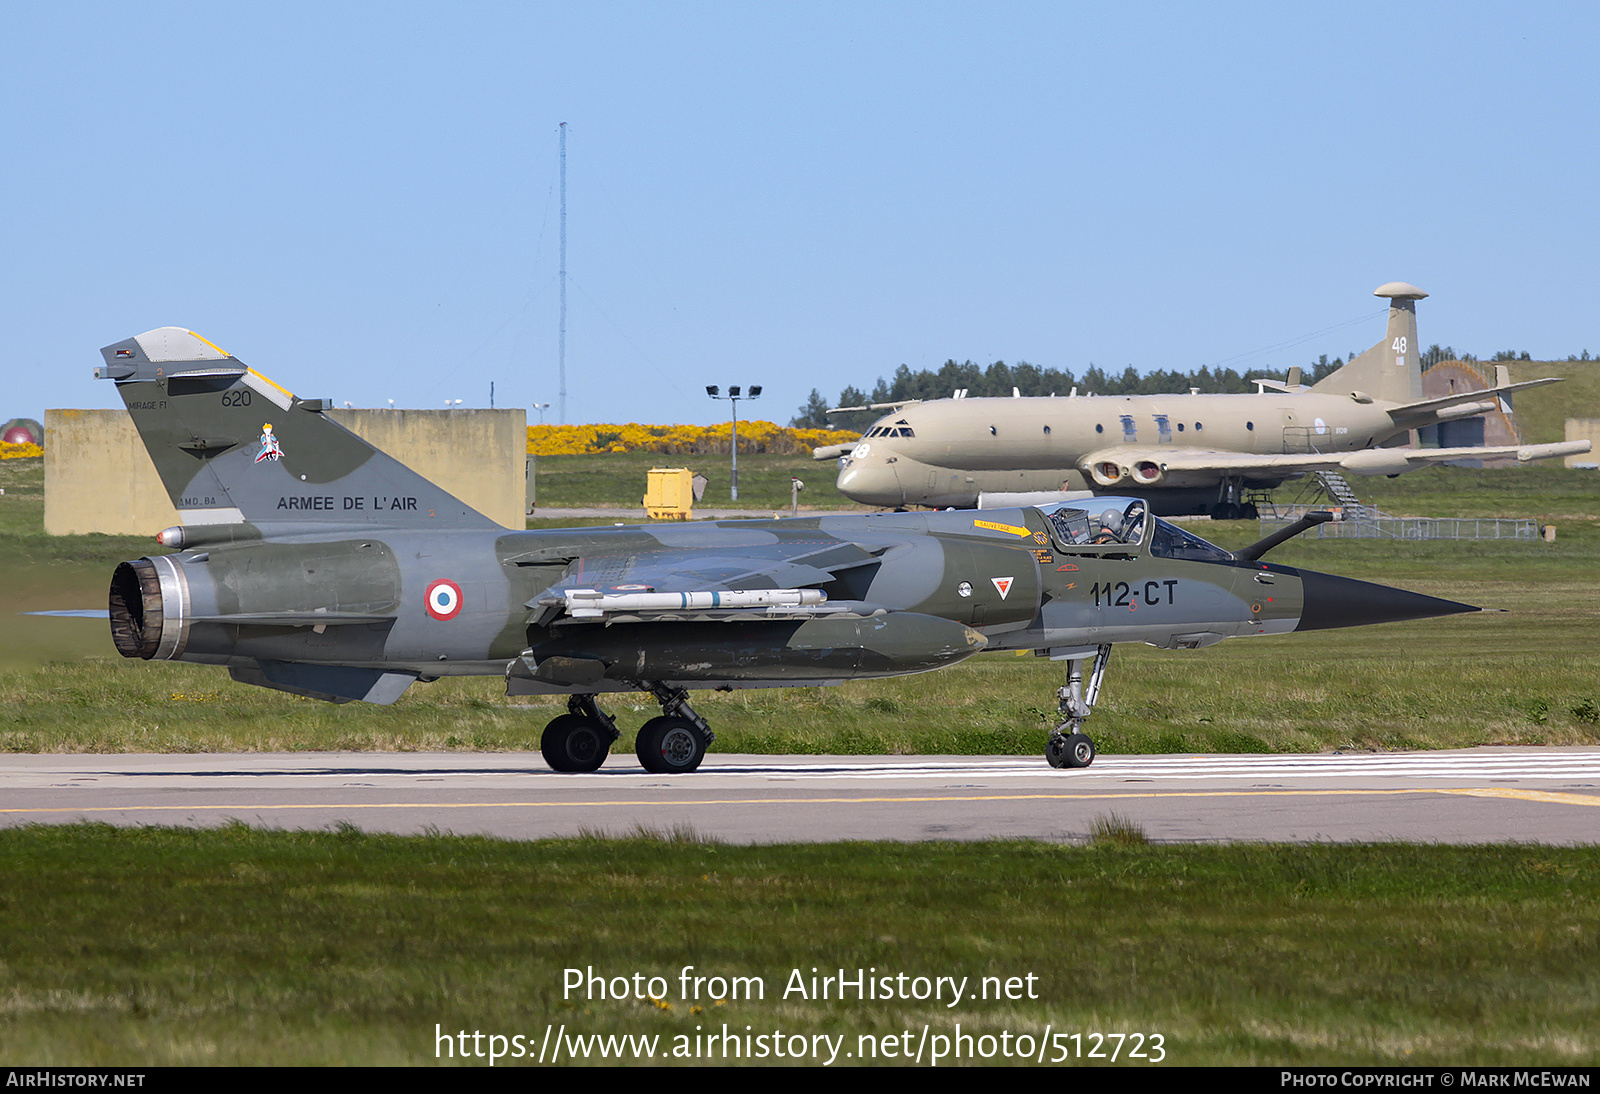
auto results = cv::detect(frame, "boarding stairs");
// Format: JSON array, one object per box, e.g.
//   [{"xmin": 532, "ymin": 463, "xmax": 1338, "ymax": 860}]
[{"xmin": 1256, "ymin": 469, "xmax": 1539, "ymax": 542}]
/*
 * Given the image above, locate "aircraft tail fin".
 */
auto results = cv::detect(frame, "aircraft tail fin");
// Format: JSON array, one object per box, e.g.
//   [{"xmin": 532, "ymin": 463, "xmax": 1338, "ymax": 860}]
[
  {"xmin": 98, "ymin": 328, "xmax": 502, "ymax": 531},
  {"xmin": 1309, "ymin": 282, "xmax": 1428, "ymax": 405}
]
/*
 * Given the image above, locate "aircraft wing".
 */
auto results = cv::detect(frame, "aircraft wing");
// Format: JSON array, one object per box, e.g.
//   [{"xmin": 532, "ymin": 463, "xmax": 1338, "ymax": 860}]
[
  {"xmin": 514, "ymin": 534, "xmax": 890, "ymax": 626},
  {"xmin": 1080, "ymin": 440, "xmax": 1591, "ymax": 483},
  {"xmin": 1382, "ymin": 376, "xmax": 1565, "ymax": 427},
  {"xmin": 504, "ymin": 528, "xmax": 994, "ymax": 695}
]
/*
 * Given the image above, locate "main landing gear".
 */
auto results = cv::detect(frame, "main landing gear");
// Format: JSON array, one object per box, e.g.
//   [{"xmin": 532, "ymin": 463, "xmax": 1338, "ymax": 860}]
[
  {"xmin": 538, "ymin": 684, "xmax": 715, "ymax": 775},
  {"xmin": 1045, "ymin": 644, "xmax": 1111, "ymax": 769},
  {"xmin": 540, "ymin": 694, "xmax": 620, "ymax": 774},
  {"xmin": 634, "ymin": 683, "xmax": 714, "ymax": 775},
  {"xmin": 1210, "ymin": 477, "xmax": 1259, "ymax": 521}
]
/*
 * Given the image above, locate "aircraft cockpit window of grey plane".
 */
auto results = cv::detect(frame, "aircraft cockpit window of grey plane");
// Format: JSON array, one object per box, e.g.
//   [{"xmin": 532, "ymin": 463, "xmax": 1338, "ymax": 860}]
[
  {"xmin": 1146, "ymin": 519, "xmax": 1234, "ymax": 563},
  {"xmin": 1038, "ymin": 499, "xmax": 1148, "ymax": 555}
]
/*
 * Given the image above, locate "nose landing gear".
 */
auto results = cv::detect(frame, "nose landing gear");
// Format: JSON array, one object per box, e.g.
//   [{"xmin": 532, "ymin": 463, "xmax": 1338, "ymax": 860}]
[{"xmin": 1045, "ymin": 644, "xmax": 1111, "ymax": 769}]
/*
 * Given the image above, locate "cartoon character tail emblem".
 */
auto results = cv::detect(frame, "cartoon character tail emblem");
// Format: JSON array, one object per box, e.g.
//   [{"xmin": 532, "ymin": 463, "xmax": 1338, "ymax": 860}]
[{"xmin": 254, "ymin": 423, "xmax": 282, "ymax": 463}]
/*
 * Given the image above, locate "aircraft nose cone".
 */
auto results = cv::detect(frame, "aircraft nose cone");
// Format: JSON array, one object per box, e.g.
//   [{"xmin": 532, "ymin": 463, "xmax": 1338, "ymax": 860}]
[
  {"xmin": 1294, "ymin": 570, "xmax": 1480, "ymax": 632},
  {"xmin": 837, "ymin": 463, "xmax": 902, "ymax": 507}
]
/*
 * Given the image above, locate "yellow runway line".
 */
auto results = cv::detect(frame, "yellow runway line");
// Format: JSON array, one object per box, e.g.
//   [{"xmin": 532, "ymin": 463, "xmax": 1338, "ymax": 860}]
[
  {"xmin": 4, "ymin": 785, "xmax": 1597, "ymax": 815},
  {"xmin": 1436, "ymin": 787, "xmax": 1600, "ymax": 808}
]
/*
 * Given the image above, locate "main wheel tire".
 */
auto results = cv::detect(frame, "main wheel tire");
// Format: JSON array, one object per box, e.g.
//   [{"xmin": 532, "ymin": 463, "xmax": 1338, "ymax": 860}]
[
  {"xmin": 541, "ymin": 714, "xmax": 609, "ymax": 773},
  {"xmin": 1062, "ymin": 732, "xmax": 1096, "ymax": 768},
  {"xmin": 1046, "ymin": 736, "xmax": 1070, "ymax": 768},
  {"xmin": 636, "ymin": 716, "xmax": 707, "ymax": 774}
]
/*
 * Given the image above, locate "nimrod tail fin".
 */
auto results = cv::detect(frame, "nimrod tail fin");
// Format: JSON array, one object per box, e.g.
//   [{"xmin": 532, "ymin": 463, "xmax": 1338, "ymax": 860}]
[
  {"xmin": 1309, "ymin": 282, "xmax": 1427, "ymax": 405},
  {"xmin": 98, "ymin": 328, "xmax": 501, "ymax": 531}
]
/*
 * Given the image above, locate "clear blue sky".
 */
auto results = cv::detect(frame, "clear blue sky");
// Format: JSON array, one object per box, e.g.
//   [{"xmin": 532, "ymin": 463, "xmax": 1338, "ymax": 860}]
[{"xmin": 3, "ymin": 1, "xmax": 1595, "ymax": 428}]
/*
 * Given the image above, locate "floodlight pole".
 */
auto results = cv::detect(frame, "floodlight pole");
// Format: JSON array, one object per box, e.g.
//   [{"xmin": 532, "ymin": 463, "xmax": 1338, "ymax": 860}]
[{"xmin": 707, "ymin": 384, "xmax": 761, "ymax": 501}]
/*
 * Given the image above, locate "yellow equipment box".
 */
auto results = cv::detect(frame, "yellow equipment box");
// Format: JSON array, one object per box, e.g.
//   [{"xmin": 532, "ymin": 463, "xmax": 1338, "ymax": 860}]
[{"xmin": 644, "ymin": 467, "xmax": 695, "ymax": 520}]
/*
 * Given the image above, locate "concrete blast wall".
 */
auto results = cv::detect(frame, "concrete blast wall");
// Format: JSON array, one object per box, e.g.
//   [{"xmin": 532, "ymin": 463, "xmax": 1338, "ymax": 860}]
[
  {"xmin": 1566, "ymin": 419, "xmax": 1600, "ymax": 468},
  {"xmin": 45, "ymin": 408, "xmax": 526, "ymax": 535}
]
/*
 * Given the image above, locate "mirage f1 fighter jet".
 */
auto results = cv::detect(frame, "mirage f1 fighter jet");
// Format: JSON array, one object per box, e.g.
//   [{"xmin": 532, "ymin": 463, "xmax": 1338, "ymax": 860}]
[{"xmin": 101, "ymin": 328, "xmax": 1480, "ymax": 773}]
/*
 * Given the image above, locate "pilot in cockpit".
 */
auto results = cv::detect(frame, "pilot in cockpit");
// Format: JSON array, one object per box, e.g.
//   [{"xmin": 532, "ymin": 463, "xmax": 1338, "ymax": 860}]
[
  {"xmin": 1044, "ymin": 499, "xmax": 1147, "ymax": 551},
  {"xmin": 1111, "ymin": 500, "xmax": 1147, "ymax": 545}
]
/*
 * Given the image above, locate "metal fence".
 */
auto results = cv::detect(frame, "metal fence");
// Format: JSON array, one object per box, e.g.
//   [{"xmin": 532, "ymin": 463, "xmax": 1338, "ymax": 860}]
[{"xmin": 1258, "ymin": 504, "xmax": 1541, "ymax": 541}]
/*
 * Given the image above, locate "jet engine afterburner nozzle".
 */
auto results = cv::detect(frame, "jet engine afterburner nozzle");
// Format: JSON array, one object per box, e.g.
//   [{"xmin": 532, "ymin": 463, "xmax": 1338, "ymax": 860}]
[{"xmin": 110, "ymin": 557, "xmax": 189, "ymax": 660}]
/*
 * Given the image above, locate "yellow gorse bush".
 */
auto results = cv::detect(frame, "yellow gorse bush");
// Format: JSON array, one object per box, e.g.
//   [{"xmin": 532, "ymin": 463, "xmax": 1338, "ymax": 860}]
[
  {"xmin": 0, "ymin": 442, "xmax": 43, "ymax": 460},
  {"xmin": 527, "ymin": 422, "xmax": 858, "ymax": 457}
]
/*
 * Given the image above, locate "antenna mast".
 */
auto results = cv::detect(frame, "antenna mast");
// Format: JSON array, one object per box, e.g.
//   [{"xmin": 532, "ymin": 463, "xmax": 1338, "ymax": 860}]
[{"xmin": 558, "ymin": 121, "xmax": 568, "ymax": 424}]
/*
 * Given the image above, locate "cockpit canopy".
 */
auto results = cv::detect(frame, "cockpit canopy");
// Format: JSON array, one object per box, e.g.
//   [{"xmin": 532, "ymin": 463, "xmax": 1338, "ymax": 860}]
[
  {"xmin": 862, "ymin": 418, "xmax": 915, "ymax": 439},
  {"xmin": 1040, "ymin": 498, "xmax": 1148, "ymax": 549},
  {"xmin": 1034, "ymin": 498, "xmax": 1233, "ymax": 562}
]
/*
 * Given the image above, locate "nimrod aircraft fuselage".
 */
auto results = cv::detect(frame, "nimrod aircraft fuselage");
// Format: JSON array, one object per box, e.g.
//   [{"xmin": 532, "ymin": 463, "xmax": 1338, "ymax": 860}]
[{"xmin": 826, "ymin": 283, "xmax": 1587, "ymax": 516}]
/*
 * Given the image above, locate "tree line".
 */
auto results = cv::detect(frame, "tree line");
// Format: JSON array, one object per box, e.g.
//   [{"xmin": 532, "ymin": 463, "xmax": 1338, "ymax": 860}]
[
  {"xmin": 791, "ymin": 355, "xmax": 1350, "ymax": 431},
  {"xmin": 792, "ymin": 345, "xmax": 1590, "ymax": 430}
]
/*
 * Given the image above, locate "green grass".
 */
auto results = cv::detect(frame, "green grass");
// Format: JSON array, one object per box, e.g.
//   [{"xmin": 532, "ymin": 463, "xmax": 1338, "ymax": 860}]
[{"xmin": 1, "ymin": 824, "xmax": 1596, "ymax": 1065}]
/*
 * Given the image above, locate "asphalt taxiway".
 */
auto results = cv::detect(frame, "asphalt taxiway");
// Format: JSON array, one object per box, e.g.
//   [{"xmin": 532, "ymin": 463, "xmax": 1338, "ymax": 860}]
[{"xmin": 3, "ymin": 748, "xmax": 1597, "ymax": 843}]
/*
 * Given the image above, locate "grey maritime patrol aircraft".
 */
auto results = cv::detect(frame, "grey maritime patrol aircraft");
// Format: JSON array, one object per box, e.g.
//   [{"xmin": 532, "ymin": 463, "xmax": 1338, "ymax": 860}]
[
  {"xmin": 102, "ymin": 327, "xmax": 1481, "ymax": 772},
  {"xmin": 821, "ymin": 283, "xmax": 1589, "ymax": 516}
]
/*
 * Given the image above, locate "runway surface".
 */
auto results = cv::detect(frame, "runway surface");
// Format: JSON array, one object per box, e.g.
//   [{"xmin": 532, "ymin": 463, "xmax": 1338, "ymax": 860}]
[{"xmin": 4, "ymin": 747, "xmax": 1598, "ymax": 843}]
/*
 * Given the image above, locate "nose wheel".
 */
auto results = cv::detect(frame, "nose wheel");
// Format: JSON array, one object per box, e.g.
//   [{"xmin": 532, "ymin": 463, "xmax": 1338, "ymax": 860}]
[
  {"xmin": 1043, "ymin": 644, "xmax": 1111, "ymax": 769},
  {"xmin": 1046, "ymin": 732, "xmax": 1096, "ymax": 769}
]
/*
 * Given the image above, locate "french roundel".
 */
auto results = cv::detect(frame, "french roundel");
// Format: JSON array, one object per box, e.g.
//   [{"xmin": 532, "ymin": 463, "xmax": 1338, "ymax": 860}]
[{"xmin": 425, "ymin": 579, "xmax": 463, "ymax": 621}]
